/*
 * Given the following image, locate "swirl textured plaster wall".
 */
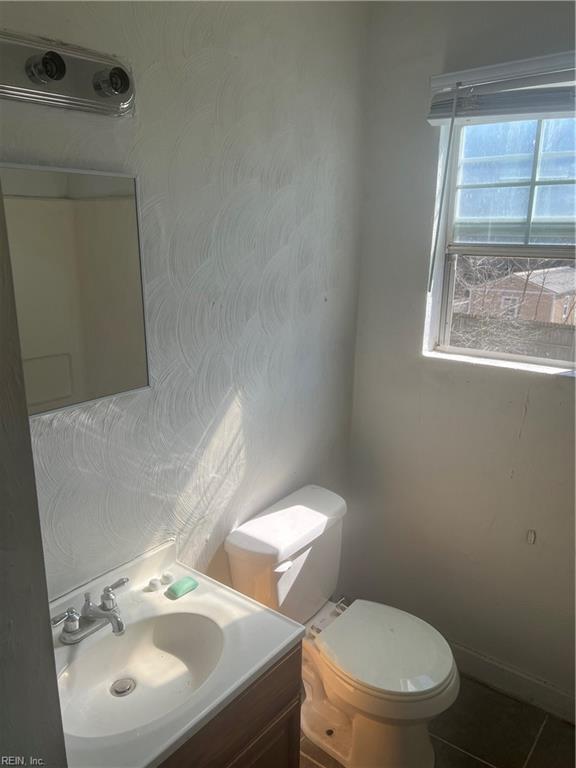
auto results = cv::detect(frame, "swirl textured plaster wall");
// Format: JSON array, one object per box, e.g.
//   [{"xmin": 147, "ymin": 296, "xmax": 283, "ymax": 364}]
[{"xmin": 0, "ymin": 2, "xmax": 367, "ymax": 598}]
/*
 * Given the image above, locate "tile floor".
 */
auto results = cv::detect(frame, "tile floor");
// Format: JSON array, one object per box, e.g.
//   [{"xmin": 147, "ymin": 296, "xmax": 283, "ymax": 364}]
[{"xmin": 300, "ymin": 676, "xmax": 575, "ymax": 768}]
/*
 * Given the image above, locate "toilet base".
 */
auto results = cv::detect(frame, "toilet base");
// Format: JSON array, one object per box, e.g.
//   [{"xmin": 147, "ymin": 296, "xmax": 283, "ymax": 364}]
[
  {"xmin": 301, "ymin": 695, "xmax": 352, "ymax": 765},
  {"xmin": 302, "ymin": 696, "xmax": 435, "ymax": 768}
]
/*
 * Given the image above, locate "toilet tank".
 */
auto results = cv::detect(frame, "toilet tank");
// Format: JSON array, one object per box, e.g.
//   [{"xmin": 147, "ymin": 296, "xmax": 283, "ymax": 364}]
[{"xmin": 225, "ymin": 485, "xmax": 347, "ymax": 624}]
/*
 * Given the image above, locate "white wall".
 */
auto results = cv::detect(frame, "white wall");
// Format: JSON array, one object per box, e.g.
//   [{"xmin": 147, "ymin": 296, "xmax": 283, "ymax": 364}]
[
  {"xmin": 0, "ymin": 2, "xmax": 367, "ymax": 598},
  {"xmin": 347, "ymin": 2, "xmax": 575, "ymax": 718}
]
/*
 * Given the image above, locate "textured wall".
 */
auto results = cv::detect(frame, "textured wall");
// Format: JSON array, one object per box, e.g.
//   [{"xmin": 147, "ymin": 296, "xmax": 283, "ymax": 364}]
[
  {"xmin": 0, "ymin": 2, "xmax": 366, "ymax": 599},
  {"xmin": 347, "ymin": 2, "xmax": 574, "ymax": 713}
]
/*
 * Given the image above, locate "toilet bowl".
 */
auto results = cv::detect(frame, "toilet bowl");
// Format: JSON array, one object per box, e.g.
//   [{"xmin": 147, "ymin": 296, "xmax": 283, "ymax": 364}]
[
  {"xmin": 301, "ymin": 599, "xmax": 459, "ymax": 767},
  {"xmin": 225, "ymin": 486, "xmax": 459, "ymax": 768}
]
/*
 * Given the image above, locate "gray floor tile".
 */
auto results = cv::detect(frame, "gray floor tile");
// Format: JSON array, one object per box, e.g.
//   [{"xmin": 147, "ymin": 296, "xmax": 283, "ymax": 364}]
[
  {"xmin": 301, "ymin": 735, "xmax": 343, "ymax": 767},
  {"xmin": 301, "ymin": 733, "xmax": 491, "ymax": 767},
  {"xmin": 430, "ymin": 676, "xmax": 546, "ymax": 768},
  {"xmin": 433, "ymin": 737, "xmax": 492, "ymax": 767},
  {"xmin": 526, "ymin": 716, "xmax": 575, "ymax": 768}
]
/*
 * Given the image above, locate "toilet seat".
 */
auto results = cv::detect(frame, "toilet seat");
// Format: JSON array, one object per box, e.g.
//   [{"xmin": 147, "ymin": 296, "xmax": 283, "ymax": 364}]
[
  {"xmin": 318, "ymin": 650, "xmax": 458, "ymax": 711},
  {"xmin": 315, "ymin": 600, "xmax": 456, "ymax": 700}
]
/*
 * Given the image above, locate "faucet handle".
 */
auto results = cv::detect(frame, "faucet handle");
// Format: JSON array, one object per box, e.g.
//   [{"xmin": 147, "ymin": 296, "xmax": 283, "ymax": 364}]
[
  {"xmin": 107, "ymin": 577, "xmax": 130, "ymax": 591},
  {"xmin": 100, "ymin": 577, "xmax": 129, "ymax": 610},
  {"xmin": 51, "ymin": 607, "xmax": 80, "ymax": 633}
]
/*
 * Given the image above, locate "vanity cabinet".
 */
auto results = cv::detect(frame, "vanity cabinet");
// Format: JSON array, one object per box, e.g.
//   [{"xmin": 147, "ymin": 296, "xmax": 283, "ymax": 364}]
[{"xmin": 159, "ymin": 643, "xmax": 302, "ymax": 768}]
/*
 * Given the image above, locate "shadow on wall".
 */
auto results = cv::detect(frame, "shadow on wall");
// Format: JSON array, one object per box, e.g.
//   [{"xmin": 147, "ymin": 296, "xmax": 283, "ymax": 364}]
[{"xmin": 32, "ymin": 256, "xmax": 344, "ymax": 601}]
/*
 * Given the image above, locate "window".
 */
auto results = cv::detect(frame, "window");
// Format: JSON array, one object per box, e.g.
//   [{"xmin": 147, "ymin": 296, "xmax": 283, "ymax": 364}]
[
  {"xmin": 426, "ymin": 54, "xmax": 576, "ymax": 370},
  {"xmin": 438, "ymin": 118, "xmax": 575, "ymax": 366},
  {"xmin": 501, "ymin": 295, "xmax": 520, "ymax": 319}
]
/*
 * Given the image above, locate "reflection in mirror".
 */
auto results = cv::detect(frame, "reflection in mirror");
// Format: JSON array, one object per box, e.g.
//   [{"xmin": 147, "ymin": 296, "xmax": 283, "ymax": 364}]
[{"xmin": 0, "ymin": 166, "xmax": 148, "ymax": 414}]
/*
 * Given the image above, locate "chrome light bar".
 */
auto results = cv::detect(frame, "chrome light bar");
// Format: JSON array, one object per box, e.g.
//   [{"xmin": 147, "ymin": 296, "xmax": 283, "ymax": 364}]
[{"xmin": 0, "ymin": 29, "xmax": 135, "ymax": 117}]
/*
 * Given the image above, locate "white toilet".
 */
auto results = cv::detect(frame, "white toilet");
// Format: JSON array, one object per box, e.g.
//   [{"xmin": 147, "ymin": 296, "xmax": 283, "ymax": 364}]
[{"xmin": 225, "ymin": 485, "xmax": 459, "ymax": 768}]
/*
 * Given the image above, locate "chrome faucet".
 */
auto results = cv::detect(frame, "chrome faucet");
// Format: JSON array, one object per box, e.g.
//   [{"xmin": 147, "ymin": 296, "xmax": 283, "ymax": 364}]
[
  {"xmin": 51, "ymin": 577, "xmax": 129, "ymax": 645},
  {"xmin": 81, "ymin": 591, "xmax": 126, "ymax": 635}
]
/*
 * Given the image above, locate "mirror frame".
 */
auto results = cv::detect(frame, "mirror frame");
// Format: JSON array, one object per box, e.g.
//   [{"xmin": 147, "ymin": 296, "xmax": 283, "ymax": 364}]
[{"xmin": 0, "ymin": 161, "xmax": 151, "ymax": 417}]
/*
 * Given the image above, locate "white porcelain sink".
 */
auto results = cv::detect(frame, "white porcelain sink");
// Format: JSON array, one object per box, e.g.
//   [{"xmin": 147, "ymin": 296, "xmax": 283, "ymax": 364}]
[
  {"xmin": 59, "ymin": 613, "xmax": 224, "ymax": 738},
  {"xmin": 50, "ymin": 542, "xmax": 304, "ymax": 768}
]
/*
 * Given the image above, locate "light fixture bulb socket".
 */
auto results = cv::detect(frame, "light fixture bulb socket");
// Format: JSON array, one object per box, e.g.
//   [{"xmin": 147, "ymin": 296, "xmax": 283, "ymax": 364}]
[
  {"xmin": 26, "ymin": 51, "xmax": 67, "ymax": 84},
  {"xmin": 93, "ymin": 66, "xmax": 131, "ymax": 97}
]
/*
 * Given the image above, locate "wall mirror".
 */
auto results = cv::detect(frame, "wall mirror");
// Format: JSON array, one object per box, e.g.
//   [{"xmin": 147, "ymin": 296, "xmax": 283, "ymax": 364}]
[{"xmin": 0, "ymin": 165, "xmax": 148, "ymax": 414}]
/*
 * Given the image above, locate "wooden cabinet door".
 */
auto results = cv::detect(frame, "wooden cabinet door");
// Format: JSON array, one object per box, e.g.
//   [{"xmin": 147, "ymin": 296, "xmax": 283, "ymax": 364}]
[{"xmin": 226, "ymin": 698, "xmax": 301, "ymax": 768}]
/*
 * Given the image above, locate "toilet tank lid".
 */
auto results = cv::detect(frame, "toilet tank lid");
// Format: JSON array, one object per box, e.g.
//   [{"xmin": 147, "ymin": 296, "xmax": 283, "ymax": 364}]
[{"xmin": 225, "ymin": 485, "xmax": 347, "ymax": 563}]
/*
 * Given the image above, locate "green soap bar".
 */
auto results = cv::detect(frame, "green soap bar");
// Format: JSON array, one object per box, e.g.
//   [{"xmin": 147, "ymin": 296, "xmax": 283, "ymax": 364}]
[{"xmin": 165, "ymin": 576, "xmax": 199, "ymax": 599}]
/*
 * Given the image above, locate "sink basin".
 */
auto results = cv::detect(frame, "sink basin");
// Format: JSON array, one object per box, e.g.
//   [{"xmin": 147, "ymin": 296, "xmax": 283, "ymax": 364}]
[
  {"xmin": 51, "ymin": 542, "xmax": 303, "ymax": 768},
  {"xmin": 59, "ymin": 613, "xmax": 223, "ymax": 738}
]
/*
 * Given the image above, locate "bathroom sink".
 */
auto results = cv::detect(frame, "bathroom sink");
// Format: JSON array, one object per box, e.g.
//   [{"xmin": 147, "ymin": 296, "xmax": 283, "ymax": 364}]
[
  {"xmin": 50, "ymin": 542, "xmax": 304, "ymax": 767},
  {"xmin": 59, "ymin": 613, "xmax": 224, "ymax": 738}
]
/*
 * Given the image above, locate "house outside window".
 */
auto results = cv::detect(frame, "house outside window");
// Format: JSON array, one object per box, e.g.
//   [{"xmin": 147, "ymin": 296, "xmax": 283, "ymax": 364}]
[{"xmin": 425, "ymin": 54, "xmax": 576, "ymax": 370}]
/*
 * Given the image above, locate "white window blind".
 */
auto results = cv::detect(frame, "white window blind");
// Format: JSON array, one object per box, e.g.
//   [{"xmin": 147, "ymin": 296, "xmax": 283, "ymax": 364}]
[{"xmin": 428, "ymin": 51, "xmax": 575, "ymax": 125}]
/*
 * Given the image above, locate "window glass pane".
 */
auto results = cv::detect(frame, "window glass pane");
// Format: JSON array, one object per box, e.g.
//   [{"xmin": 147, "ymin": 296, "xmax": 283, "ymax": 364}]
[
  {"xmin": 458, "ymin": 121, "xmax": 537, "ymax": 184},
  {"xmin": 533, "ymin": 183, "xmax": 576, "ymax": 219},
  {"xmin": 539, "ymin": 154, "xmax": 576, "ymax": 181},
  {"xmin": 538, "ymin": 119, "xmax": 576, "ymax": 180},
  {"xmin": 529, "ymin": 183, "xmax": 576, "ymax": 244},
  {"xmin": 453, "ymin": 186, "xmax": 529, "ymax": 243},
  {"xmin": 529, "ymin": 227, "xmax": 576, "ymax": 246},
  {"xmin": 452, "ymin": 223, "xmax": 528, "ymax": 244},
  {"xmin": 460, "ymin": 157, "xmax": 534, "ymax": 185},
  {"xmin": 457, "ymin": 186, "xmax": 530, "ymax": 219},
  {"xmin": 448, "ymin": 255, "xmax": 576, "ymax": 362},
  {"xmin": 541, "ymin": 119, "xmax": 576, "ymax": 153},
  {"xmin": 461, "ymin": 121, "xmax": 537, "ymax": 157}
]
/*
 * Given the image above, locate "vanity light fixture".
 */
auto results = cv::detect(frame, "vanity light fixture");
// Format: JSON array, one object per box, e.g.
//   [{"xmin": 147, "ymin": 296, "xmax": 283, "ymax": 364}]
[{"xmin": 0, "ymin": 29, "xmax": 135, "ymax": 116}]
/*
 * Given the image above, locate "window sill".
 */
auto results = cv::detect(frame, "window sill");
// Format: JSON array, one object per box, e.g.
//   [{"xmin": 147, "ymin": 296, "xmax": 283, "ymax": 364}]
[{"xmin": 423, "ymin": 348, "xmax": 575, "ymax": 376}]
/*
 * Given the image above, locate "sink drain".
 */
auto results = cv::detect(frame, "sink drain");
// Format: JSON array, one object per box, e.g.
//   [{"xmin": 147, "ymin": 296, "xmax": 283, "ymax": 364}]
[{"xmin": 110, "ymin": 677, "xmax": 136, "ymax": 697}]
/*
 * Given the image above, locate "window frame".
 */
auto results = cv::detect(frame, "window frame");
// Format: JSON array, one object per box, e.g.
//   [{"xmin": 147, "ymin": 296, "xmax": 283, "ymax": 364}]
[{"xmin": 430, "ymin": 119, "xmax": 576, "ymax": 371}]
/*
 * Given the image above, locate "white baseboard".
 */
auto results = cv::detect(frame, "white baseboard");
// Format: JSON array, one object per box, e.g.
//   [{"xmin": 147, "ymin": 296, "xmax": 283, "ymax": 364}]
[{"xmin": 451, "ymin": 641, "xmax": 575, "ymax": 724}]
